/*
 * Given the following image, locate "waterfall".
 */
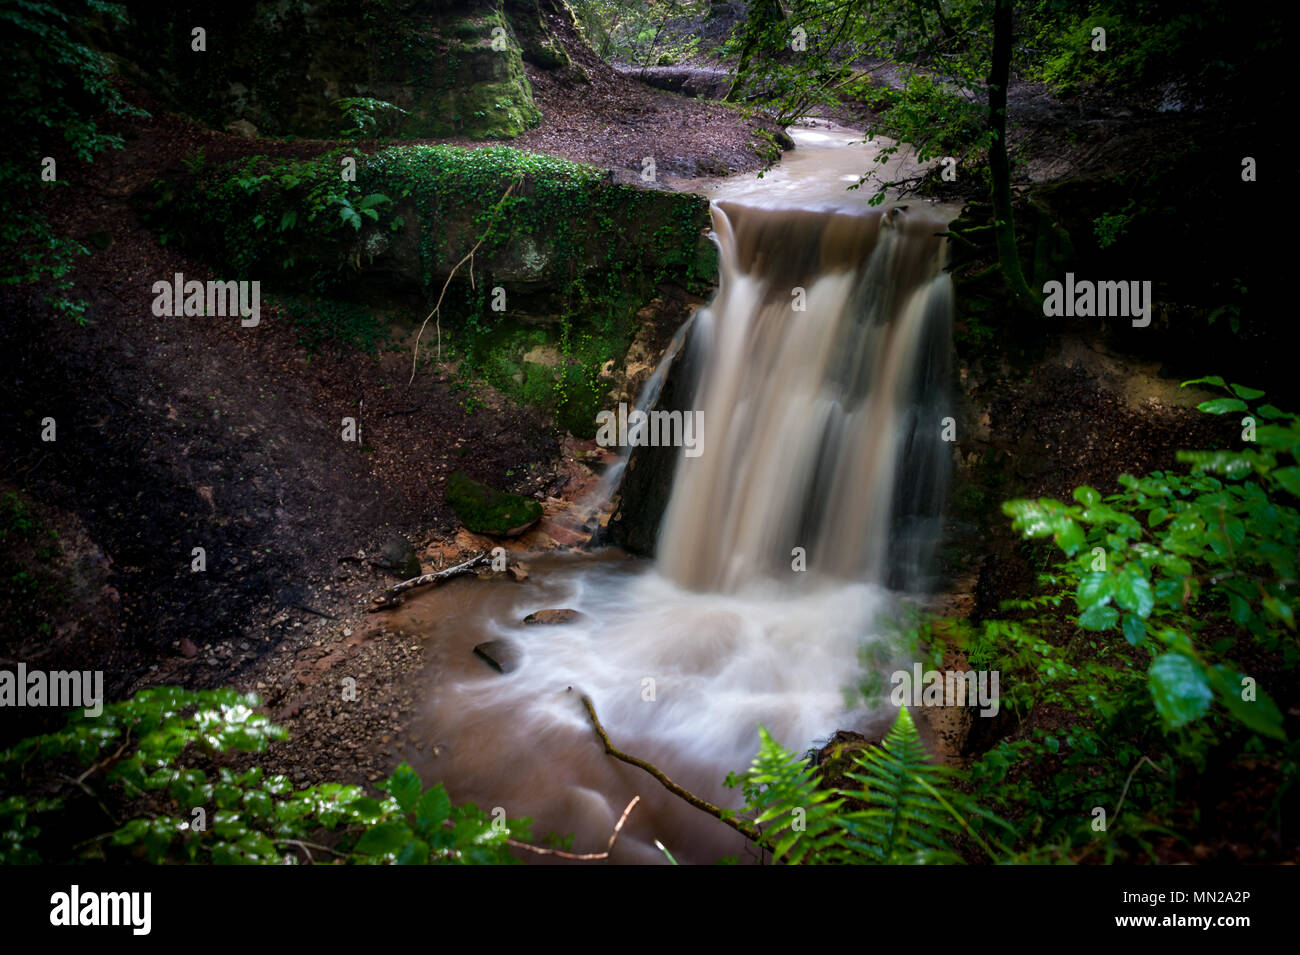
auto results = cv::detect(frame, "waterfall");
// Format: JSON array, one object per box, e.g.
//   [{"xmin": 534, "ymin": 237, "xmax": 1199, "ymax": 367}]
[
  {"xmin": 656, "ymin": 201, "xmax": 953, "ymax": 593},
  {"xmin": 411, "ymin": 197, "xmax": 957, "ymax": 863}
]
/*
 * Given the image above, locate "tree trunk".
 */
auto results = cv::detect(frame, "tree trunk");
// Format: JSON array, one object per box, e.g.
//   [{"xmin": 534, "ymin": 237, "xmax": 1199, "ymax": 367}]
[
  {"xmin": 725, "ymin": 0, "xmax": 786, "ymax": 102},
  {"xmin": 987, "ymin": 0, "xmax": 1036, "ymax": 309}
]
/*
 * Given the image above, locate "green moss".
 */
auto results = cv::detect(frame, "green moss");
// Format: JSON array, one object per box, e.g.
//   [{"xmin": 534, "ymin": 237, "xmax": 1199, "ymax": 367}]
[
  {"xmin": 445, "ymin": 471, "xmax": 542, "ymax": 536},
  {"xmin": 152, "ymin": 143, "xmax": 712, "ymax": 435},
  {"xmin": 555, "ymin": 362, "xmax": 604, "ymax": 439}
]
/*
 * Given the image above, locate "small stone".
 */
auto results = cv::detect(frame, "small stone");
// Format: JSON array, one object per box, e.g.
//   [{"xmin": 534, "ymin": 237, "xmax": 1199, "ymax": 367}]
[
  {"xmin": 473, "ymin": 639, "xmax": 520, "ymax": 674},
  {"xmin": 523, "ymin": 608, "xmax": 586, "ymax": 626}
]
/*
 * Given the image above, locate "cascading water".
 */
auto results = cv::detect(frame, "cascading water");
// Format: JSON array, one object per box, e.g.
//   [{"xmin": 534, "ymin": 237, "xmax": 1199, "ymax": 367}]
[
  {"xmin": 402, "ymin": 192, "xmax": 954, "ymax": 864},
  {"xmin": 657, "ymin": 201, "xmax": 953, "ymax": 592}
]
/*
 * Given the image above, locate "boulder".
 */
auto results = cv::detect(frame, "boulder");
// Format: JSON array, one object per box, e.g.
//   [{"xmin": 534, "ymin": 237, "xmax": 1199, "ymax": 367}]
[
  {"xmin": 378, "ymin": 536, "xmax": 422, "ymax": 579},
  {"xmin": 445, "ymin": 471, "xmax": 542, "ymax": 537}
]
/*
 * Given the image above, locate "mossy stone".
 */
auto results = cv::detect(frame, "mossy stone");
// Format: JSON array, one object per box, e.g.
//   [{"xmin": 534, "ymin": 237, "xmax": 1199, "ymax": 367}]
[{"xmin": 446, "ymin": 471, "xmax": 542, "ymax": 537}]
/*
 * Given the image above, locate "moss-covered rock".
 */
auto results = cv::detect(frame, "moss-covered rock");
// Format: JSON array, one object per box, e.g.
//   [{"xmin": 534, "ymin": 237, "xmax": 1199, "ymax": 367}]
[
  {"xmin": 146, "ymin": 144, "xmax": 715, "ymax": 440},
  {"xmin": 446, "ymin": 471, "xmax": 542, "ymax": 536},
  {"xmin": 108, "ymin": 0, "xmax": 548, "ymax": 140}
]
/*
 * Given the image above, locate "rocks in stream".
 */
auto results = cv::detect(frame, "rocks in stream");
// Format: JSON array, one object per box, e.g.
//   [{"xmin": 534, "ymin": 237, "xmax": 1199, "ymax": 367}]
[
  {"xmin": 523, "ymin": 608, "xmax": 586, "ymax": 626},
  {"xmin": 474, "ymin": 609, "xmax": 585, "ymax": 674},
  {"xmin": 473, "ymin": 640, "xmax": 520, "ymax": 674}
]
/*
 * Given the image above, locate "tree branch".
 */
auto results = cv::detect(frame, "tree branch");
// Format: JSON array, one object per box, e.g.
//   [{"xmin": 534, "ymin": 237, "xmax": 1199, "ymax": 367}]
[
  {"xmin": 368, "ymin": 552, "xmax": 495, "ymax": 609},
  {"xmin": 580, "ymin": 695, "xmax": 761, "ymax": 843}
]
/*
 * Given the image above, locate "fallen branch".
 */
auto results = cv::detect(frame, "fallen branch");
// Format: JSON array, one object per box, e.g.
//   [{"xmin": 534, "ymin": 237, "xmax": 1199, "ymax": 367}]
[
  {"xmin": 369, "ymin": 552, "xmax": 493, "ymax": 610},
  {"xmin": 505, "ymin": 795, "xmax": 641, "ymax": 861},
  {"xmin": 409, "ymin": 177, "xmax": 523, "ymax": 385},
  {"xmin": 581, "ymin": 695, "xmax": 761, "ymax": 843}
]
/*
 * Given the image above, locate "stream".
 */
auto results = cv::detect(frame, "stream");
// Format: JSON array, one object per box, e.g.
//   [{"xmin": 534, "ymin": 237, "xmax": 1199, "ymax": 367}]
[{"xmin": 400, "ymin": 123, "xmax": 959, "ymax": 864}]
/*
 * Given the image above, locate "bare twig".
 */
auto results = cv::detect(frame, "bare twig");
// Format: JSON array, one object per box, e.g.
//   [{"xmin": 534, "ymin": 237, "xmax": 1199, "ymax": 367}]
[
  {"xmin": 277, "ymin": 838, "xmax": 346, "ymax": 862},
  {"xmin": 505, "ymin": 795, "xmax": 642, "ymax": 860},
  {"xmin": 581, "ymin": 695, "xmax": 761, "ymax": 843},
  {"xmin": 1113, "ymin": 755, "xmax": 1167, "ymax": 825},
  {"xmin": 76, "ymin": 736, "xmax": 132, "ymax": 786},
  {"xmin": 409, "ymin": 178, "xmax": 523, "ymax": 385}
]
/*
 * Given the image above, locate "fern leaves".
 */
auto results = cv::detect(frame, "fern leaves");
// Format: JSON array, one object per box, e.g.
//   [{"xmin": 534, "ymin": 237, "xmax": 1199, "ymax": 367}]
[
  {"xmin": 735, "ymin": 707, "xmax": 997, "ymax": 865},
  {"xmin": 840, "ymin": 706, "xmax": 965, "ymax": 863},
  {"xmin": 745, "ymin": 727, "xmax": 847, "ymax": 864}
]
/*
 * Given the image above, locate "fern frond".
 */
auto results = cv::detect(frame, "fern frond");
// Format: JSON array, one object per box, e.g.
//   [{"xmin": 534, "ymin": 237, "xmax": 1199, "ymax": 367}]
[
  {"xmin": 839, "ymin": 706, "xmax": 968, "ymax": 863},
  {"xmin": 743, "ymin": 727, "xmax": 846, "ymax": 864}
]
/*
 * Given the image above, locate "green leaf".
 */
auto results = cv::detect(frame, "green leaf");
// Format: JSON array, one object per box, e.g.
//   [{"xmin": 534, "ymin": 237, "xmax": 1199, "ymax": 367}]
[
  {"xmin": 1055, "ymin": 520, "xmax": 1084, "ymax": 555},
  {"xmin": 1255, "ymin": 404, "xmax": 1292, "ymax": 420},
  {"xmin": 1078, "ymin": 603, "xmax": 1118, "ymax": 631},
  {"xmin": 1261, "ymin": 595, "xmax": 1295, "ymax": 630},
  {"xmin": 1272, "ymin": 467, "xmax": 1300, "ymax": 499},
  {"xmin": 1229, "ymin": 383, "xmax": 1265, "ymax": 400},
  {"xmin": 1182, "ymin": 376, "xmax": 1226, "ymax": 389},
  {"xmin": 396, "ymin": 839, "xmax": 430, "ymax": 865},
  {"xmin": 416, "ymin": 785, "xmax": 452, "ymax": 835},
  {"xmin": 1197, "ymin": 398, "xmax": 1248, "ymax": 415},
  {"xmin": 1114, "ymin": 566, "xmax": 1155, "ymax": 617},
  {"xmin": 388, "ymin": 763, "xmax": 421, "ymax": 813},
  {"xmin": 1148, "ymin": 653, "xmax": 1213, "ymax": 729},
  {"xmin": 1075, "ymin": 572, "xmax": 1112, "ymax": 609},
  {"xmin": 1207, "ymin": 668, "xmax": 1286, "ymax": 740},
  {"xmin": 1121, "ymin": 613, "xmax": 1146, "ymax": 646},
  {"xmin": 1073, "ymin": 486, "xmax": 1101, "ymax": 507},
  {"xmin": 354, "ymin": 821, "xmax": 413, "ymax": 858}
]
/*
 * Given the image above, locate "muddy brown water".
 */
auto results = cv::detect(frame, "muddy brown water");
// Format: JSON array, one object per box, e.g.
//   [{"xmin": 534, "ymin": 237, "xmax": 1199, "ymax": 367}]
[{"xmin": 395, "ymin": 552, "xmax": 903, "ymax": 864}]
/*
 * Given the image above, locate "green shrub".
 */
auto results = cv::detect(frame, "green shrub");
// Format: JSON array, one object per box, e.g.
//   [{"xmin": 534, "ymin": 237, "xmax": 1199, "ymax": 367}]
[{"xmin": 0, "ymin": 687, "xmax": 529, "ymax": 864}]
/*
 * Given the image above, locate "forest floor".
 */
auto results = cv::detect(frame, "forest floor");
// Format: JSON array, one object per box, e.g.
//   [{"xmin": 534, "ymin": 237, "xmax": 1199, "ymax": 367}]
[{"xmin": 0, "ymin": 48, "xmax": 764, "ymax": 786}]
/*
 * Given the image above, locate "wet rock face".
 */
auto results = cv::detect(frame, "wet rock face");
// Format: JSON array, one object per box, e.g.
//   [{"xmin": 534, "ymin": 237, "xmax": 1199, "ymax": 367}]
[{"xmin": 602, "ymin": 317, "xmax": 702, "ymax": 556}]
